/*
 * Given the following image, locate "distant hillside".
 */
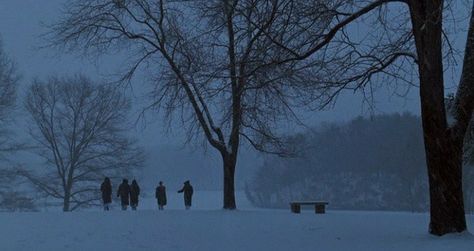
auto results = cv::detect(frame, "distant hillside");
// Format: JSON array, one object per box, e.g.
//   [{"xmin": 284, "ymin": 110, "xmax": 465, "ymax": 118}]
[{"xmin": 246, "ymin": 113, "xmax": 430, "ymax": 211}]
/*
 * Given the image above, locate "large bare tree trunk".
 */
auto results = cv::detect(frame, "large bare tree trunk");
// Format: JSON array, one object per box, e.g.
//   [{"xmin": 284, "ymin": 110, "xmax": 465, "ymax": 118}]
[
  {"xmin": 409, "ymin": 0, "xmax": 467, "ymax": 235},
  {"xmin": 222, "ymin": 152, "xmax": 237, "ymax": 209},
  {"xmin": 63, "ymin": 190, "xmax": 71, "ymax": 212},
  {"xmin": 424, "ymin": 131, "xmax": 466, "ymax": 234}
]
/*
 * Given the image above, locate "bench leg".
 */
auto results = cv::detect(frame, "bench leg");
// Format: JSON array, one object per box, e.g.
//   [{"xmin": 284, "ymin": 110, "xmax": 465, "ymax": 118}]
[
  {"xmin": 315, "ymin": 205, "xmax": 325, "ymax": 214},
  {"xmin": 291, "ymin": 204, "xmax": 301, "ymax": 214}
]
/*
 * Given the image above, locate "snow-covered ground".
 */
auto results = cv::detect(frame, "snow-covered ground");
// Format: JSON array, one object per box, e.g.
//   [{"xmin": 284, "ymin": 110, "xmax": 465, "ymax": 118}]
[{"xmin": 3, "ymin": 191, "xmax": 474, "ymax": 251}]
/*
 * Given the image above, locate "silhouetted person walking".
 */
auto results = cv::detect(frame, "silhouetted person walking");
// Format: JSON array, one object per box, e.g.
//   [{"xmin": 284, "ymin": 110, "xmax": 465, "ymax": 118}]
[
  {"xmin": 117, "ymin": 179, "xmax": 131, "ymax": 211},
  {"xmin": 130, "ymin": 179, "xmax": 140, "ymax": 210},
  {"xmin": 155, "ymin": 181, "xmax": 167, "ymax": 210},
  {"xmin": 178, "ymin": 180, "xmax": 193, "ymax": 210},
  {"xmin": 100, "ymin": 177, "xmax": 112, "ymax": 211}
]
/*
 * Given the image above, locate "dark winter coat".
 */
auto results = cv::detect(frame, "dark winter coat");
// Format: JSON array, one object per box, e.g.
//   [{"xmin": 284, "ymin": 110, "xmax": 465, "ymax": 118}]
[
  {"xmin": 100, "ymin": 180, "xmax": 112, "ymax": 204},
  {"xmin": 178, "ymin": 183, "xmax": 193, "ymax": 206},
  {"xmin": 155, "ymin": 185, "xmax": 167, "ymax": 206},
  {"xmin": 130, "ymin": 181, "xmax": 140, "ymax": 205},
  {"xmin": 117, "ymin": 181, "xmax": 131, "ymax": 206}
]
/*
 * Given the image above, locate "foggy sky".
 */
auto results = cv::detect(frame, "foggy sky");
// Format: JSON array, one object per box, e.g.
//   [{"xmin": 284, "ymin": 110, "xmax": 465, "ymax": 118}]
[{"xmin": 1, "ymin": 0, "xmax": 467, "ymax": 191}]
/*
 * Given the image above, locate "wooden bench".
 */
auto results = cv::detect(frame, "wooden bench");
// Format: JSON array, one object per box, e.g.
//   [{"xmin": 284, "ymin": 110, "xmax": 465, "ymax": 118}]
[{"xmin": 290, "ymin": 201, "xmax": 329, "ymax": 214}]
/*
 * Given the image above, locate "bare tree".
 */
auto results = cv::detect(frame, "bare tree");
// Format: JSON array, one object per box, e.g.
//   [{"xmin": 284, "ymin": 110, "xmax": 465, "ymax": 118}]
[
  {"xmin": 0, "ymin": 38, "xmax": 27, "ymax": 211},
  {"xmin": 48, "ymin": 0, "xmax": 338, "ymax": 209},
  {"xmin": 22, "ymin": 75, "xmax": 143, "ymax": 211},
  {"xmin": 454, "ymin": 92, "xmax": 474, "ymax": 214},
  {"xmin": 0, "ymin": 38, "xmax": 19, "ymax": 158},
  {"xmin": 463, "ymin": 124, "xmax": 474, "ymax": 214},
  {"xmin": 47, "ymin": 0, "xmax": 474, "ymax": 234},
  {"xmin": 248, "ymin": 0, "xmax": 474, "ymax": 235}
]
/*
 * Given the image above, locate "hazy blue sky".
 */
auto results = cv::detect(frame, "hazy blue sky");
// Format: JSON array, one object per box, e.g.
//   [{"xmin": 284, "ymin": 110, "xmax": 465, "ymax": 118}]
[
  {"xmin": 0, "ymin": 0, "xmax": 468, "ymax": 191},
  {"xmin": 0, "ymin": 0, "xmax": 426, "ymax": 130}
]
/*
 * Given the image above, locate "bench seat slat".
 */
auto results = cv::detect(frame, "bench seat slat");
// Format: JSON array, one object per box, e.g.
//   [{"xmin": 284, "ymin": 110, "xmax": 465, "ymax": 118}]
[{"xmin": 290, "ymin": 201, "xmax": 328, "ymax": 205}]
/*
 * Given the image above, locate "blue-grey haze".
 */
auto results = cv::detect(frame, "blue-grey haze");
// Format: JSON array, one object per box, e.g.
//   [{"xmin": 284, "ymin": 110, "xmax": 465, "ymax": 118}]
[{"xmin": 0, "ymin": 0, "xmax": 468, "ymax": 192}]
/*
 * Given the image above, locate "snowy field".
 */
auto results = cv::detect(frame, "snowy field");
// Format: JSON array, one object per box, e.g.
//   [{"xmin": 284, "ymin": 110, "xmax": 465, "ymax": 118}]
[{"xmin": 2, "ymin": 191, "xmax": 474, "ymax": 251}]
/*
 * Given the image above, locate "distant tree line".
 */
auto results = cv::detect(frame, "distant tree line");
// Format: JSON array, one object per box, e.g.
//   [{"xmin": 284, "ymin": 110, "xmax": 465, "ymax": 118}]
[{"xmin": 246, "ymin": 113, "xmax": 474, "ymax": 213}]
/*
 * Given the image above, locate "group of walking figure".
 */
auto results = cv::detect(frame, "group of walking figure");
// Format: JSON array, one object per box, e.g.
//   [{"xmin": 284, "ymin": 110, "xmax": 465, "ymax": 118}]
[{"xmin": 100, "ymin": 178, "xmax": 194, "ymax": 211}]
